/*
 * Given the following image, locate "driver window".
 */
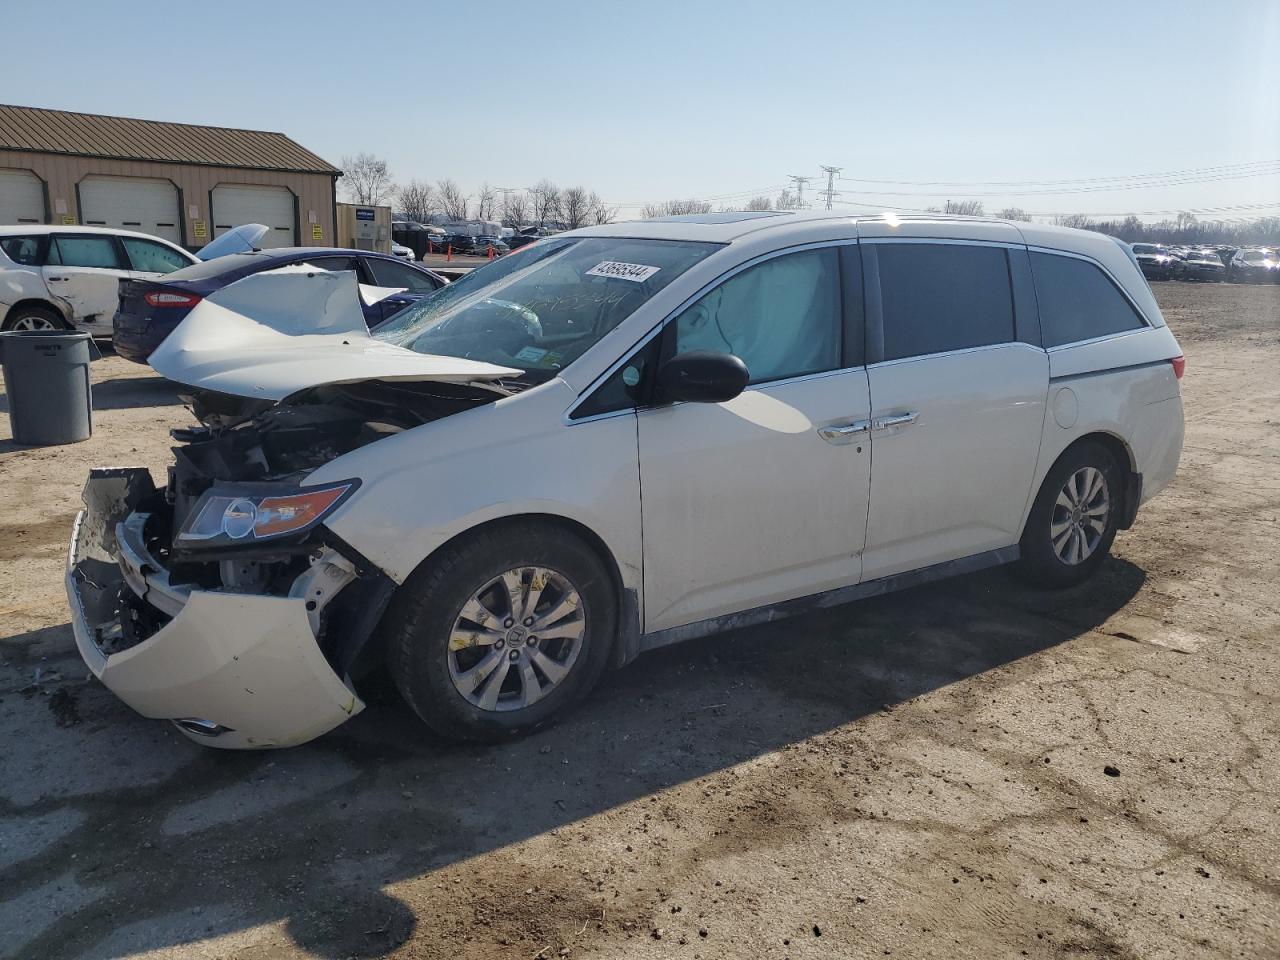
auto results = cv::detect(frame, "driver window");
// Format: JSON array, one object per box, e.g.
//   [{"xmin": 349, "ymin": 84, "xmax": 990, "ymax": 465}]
[{"xmin": 670, "ymin": 247, "xmax": 841, "ymax": 384}]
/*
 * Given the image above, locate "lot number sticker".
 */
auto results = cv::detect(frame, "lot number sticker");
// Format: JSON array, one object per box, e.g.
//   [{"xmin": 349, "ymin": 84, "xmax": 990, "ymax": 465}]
[{"xmin": 586, "ymin": 261, "xmax": 661, "ymax": 282}]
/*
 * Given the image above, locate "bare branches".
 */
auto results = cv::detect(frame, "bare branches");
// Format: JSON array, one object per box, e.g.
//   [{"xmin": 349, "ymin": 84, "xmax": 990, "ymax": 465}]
[
  {"xmin": 436, "ymin": 179, "xmax": 469, "ymax": 221},
  {"xmin": 339, "ymin": 153, "xmax": 394, "ymax": 206},
  {"xmin": 397, "ymin": 179, "xmax": 436, "ymax": 223},
  {"xmin": 640, "ymin": 199, "xmax": 713, "ymax": 218}
]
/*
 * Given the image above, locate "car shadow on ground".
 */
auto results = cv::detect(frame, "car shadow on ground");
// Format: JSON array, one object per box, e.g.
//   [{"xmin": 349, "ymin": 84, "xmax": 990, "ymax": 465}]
[
  {"xmin": 89, "ymin": 375, "xmax": 183, "ymax": 411},
  {"xmin": 4, "ymin": 557, "xmax": 1145, "ymax": 959},
  {"xmin": 0, "ymin": 374, "xmax": 180, "ymax": 419}
]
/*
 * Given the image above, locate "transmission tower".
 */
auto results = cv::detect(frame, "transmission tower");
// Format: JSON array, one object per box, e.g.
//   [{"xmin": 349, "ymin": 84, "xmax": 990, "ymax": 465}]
[
  {"xmin": 819, "ymin": 166, "xmax": 842, "ymax": 209},
  {"xmin": 786, "ymin": 174, "xmax": 812, "ymax": 209}
]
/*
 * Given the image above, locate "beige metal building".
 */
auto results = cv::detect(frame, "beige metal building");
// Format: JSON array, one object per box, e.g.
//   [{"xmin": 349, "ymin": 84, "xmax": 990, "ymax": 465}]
[{"xmin": 0, "ymin": 104, "xmax": 340, "ymax": 250}]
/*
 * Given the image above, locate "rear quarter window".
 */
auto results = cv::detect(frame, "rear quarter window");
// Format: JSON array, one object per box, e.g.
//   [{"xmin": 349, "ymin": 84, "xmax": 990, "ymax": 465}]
[
  {"xmin": 0, "ymin": 236, "xmax": 43, "ymax": 265},
  {"xmin": 1029, "ymin": 252, "xmax": 1146, "ymax": 348}
]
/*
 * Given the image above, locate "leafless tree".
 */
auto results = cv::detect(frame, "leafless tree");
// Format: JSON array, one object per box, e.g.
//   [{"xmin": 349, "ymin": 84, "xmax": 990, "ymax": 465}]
[
  {"xmin": 339, "ymin": 153, "xmax": 395, "ymax": 206},
  {"xmin": 561, "ymin": 186, "xmax": 596, "ymax": 229},
  {"xmin": 503, "ymin": 191, "xmax": 530, "ymax": 226},
  {"xmin": 397, "ymin": 179, "xmax": 436, "ymax": 223},
  {"xmin": 943, "ymin": 199, "xmax": 984, "ymax": 216},
  {"xmin": 775, "ymin": 189, "xmax": 801, "ymax": 211},
  {"xmin": 1052, "ymin": 213, "xmax": 1094, "ymax": 230},
  {"xmin": 995, "ymin": 207, "xmax": 1031, "ymax": 222},
  {"xmin": 640, "ymin": 199, "xmax": 713, "ymax": 218},
  {"xmin": 476, "ymin": 183, "xmax": 497, "ymax": 221},
  {"xmin": 745, "ymin": 195, "xmax": 774, "ymax": 211},
  {"xmin": 436, "ymin": 179, "xmax": 469, "ymax": 221},
  {"xmin": 530, "ymin": 179, "xmax": 562, "ymax": 226},
  {"xmin": 588, "ymin": 192, "xmax": 617, "ymax": 225}
]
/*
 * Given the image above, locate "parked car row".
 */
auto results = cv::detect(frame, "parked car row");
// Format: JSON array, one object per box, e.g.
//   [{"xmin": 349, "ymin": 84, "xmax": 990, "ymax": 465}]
[
  {"xmin": 0, "ymin": 224, "xmax": 449, "ymax": 361},
  {"xmin": 1130, "ymin": 241, "xmax": 1279, "ymax": 283}
]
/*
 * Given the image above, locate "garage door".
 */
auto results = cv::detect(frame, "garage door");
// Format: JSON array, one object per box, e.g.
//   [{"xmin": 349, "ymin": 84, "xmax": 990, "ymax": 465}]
[
  {"xmin": 80, "ymin": 176, "xmax": 181, "ymax": 243},
  {"xmin": 0, "ymin": 169, "xmax": 45, "ymax": 225},
  {"xmin": 212, "ymin": 184, "xmax": 296, "ymax": 248}
]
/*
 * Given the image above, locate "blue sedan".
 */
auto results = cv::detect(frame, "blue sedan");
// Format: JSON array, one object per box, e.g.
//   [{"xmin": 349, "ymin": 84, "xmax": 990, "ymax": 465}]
[{"xmin": 112, "ymin": 247, "xmax": 447, "ymax": 364}]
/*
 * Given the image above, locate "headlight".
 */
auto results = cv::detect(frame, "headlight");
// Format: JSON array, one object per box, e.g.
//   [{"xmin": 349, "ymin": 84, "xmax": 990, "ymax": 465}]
[{"xmin": 176, "ymin": 480, "xmax": 357, "ymax": 548}]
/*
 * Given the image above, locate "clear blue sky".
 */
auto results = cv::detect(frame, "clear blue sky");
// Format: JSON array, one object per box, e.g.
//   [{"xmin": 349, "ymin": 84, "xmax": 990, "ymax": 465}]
[{"xmin": 6, "ymin": 0, "xmax": 1279, "ymax": 221}]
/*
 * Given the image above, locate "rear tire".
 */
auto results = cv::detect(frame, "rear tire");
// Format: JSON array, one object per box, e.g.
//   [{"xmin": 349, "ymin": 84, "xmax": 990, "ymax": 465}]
[
  {"xmin": 383, "ymin": 521, "xmax": 617, "ymax": 742},
  {"xmin": 1016, "ymin": 441, "xmax": 1122, "ymax": 588},
  {"xmin": 2, "ymin": 304, "xmax": 64, "ymax": 332}
]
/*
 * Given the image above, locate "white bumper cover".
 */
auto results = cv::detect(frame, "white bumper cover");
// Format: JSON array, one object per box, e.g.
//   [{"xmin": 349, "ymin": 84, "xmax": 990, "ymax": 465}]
[{"xmin": 66, "ymin": 475, "xmax": 365, "ymax": 749}]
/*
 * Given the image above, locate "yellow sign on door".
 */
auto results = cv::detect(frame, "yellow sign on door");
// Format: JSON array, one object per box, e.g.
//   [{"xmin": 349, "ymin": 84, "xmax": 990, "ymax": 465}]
[
  {"xmin": 192, "ymin": 220, "xmax": 207, "ymax": 239},
  {"xmin": 61, "ymin": 215, "xmax": 76, "ymax": 225},
  {"xmin": 312, "ymin": 224, "xmax": 324, "ymax": 242}
]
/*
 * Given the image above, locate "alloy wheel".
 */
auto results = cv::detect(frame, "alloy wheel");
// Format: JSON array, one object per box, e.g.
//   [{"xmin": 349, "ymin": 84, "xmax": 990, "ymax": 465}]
[
  {"xmin": 447, "ymin": 566, "xmax": 586, "ymax": 712},
  {"xmin": 1051, "ymin": 466, "xmax": 1110, "ymax": 565},
  {"xmin": 10, "ymin": 314, "xmax": 58, "ymax": 331}
]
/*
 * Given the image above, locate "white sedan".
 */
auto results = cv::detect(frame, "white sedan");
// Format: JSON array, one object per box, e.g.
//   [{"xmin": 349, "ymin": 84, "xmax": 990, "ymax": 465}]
[{"xmin": 67, "ymin": 210, "xmax": 1185, "ymax": 748}]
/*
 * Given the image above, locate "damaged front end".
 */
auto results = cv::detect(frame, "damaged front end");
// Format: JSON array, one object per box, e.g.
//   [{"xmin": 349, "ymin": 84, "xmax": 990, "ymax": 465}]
[
  {"xmin": 66, "ymin": 267, "xmax": 521, "ymax": 748},
  {"xmin": 66, "ymin": 380, "xmax": 504, "ymax": 748}
]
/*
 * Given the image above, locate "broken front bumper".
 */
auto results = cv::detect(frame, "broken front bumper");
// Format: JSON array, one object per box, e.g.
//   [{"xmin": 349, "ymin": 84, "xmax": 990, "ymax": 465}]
[{"xmin": 65, "ymin": 469, "xmax": 364, "ymax": 749}]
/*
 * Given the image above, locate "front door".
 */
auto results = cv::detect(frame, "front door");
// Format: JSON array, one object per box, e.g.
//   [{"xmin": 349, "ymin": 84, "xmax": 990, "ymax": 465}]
[
  {"xmin": 637, "ymin": 245, "xmax": 873, "ymax": 633},
  {"xmin": 859, "ymin": 240, "xmax": 1049, "ymax": 579}
]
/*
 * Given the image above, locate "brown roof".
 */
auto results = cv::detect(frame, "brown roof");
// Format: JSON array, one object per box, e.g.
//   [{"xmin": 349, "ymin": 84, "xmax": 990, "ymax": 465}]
[{"xmin": 0, "ymin": 104, "xmax": 341, "ymax": 175}]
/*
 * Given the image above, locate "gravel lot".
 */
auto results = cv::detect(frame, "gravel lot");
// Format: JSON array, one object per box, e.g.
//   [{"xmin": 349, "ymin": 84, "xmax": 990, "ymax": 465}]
[{"xmin": 1, "ymin": 282, "xmax": 1277, "ymax": 960}]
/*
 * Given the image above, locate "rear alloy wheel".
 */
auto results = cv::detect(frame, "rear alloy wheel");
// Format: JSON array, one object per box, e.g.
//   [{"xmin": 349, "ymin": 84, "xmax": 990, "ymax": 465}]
[
  {"xmin": 2, "ymin": 305, "xmax": 63, "ymax": 331},
  {"xmin": 384, "ymin": 521, "xmax": 616, "ymax": 741},
  {"xmin": 1017, "ymin": 441, "xmax": 1121, "ymax": 588},
  {"xmin": 1050, "ymin": 466, "xmax": 1110, "ymax": 566}
]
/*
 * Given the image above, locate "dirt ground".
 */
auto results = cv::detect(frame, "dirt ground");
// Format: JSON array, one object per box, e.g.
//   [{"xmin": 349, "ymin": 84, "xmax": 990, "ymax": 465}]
[{"xmin": 1, "ymin": 281, "xmax": 1278, "ymax": 960}]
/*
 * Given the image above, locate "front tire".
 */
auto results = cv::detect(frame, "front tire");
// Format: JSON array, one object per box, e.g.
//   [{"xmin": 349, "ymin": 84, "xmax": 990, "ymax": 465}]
[
  {"xmin": 383, "ymin": 521, "xmax": 617, "ymax": 742},
  {"xmin": 1016, "ymin": 442, "xmax": 1122, "ymax": 588}
]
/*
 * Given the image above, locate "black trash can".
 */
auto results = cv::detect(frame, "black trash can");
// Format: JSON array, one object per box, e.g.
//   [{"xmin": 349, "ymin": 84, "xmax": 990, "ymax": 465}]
[{"xmin": 0, "ymin": 329, "xmax": 95, "ymax": 445}]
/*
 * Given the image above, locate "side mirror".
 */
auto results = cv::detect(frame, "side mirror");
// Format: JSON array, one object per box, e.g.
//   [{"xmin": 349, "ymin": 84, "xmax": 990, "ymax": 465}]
[{"xmin": 656, "ymin": 351, "xmax": 749, "ymax": 404}]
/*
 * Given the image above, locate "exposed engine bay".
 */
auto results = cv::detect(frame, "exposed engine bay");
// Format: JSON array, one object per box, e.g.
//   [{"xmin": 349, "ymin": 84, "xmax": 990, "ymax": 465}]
[{"xmin": 167, "ymin": 378, "xmax": 504, "ymax": 537}]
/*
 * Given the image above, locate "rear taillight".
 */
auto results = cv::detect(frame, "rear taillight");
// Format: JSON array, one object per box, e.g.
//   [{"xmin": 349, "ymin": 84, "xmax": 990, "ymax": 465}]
[
  {"xmin": 1170, "ymin": 356, "xmax": 1186, "ymax": 380},
  {"xmin": 144, "ymin": 290, "xmax": 202, "ymax": 308}
]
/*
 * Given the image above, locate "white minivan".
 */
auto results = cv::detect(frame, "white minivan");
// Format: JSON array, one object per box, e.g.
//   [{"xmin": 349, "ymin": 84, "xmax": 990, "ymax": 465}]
[
  {"xmin": 67, "ymin": 211, "xmax": 1185, "ymax": 749},
  {"xmin": 0, "ymin": 225, "xmax": 197, "ymax": 332}
]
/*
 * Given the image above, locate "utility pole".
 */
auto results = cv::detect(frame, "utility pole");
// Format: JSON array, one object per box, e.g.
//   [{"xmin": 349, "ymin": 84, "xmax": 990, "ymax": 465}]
[
  {"xmin": 819, "ymin": 166, "xmax": 842, "ymax": 210},
  {"xmin": 786, "ymin": 174, "xmax": 811, "ymax": 209}
]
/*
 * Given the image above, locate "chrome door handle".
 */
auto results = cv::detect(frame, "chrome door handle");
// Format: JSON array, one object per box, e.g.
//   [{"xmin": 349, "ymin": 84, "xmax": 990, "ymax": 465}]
[
  {"xmin": 818, "ymin": 419, "xmax": 871, "ymax": 444},
  {"xmin": 872, "ymin": 411, "xmax": 919, "ymax": 431}
]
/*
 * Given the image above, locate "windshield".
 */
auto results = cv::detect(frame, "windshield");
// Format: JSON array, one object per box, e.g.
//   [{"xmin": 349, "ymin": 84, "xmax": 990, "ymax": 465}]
[
  {"xmin": 375, "ymin": 237, "xmax": 719, "ymax": 379},
  {"xmin": 1132, "ymin": 244, "xmax": 1163, "ymax": 254}
]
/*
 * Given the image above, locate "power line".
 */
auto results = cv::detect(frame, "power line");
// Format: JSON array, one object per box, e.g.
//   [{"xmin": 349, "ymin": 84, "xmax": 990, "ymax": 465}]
[
  {"xmin": 836, "ymin": 159, "xmax": 1280, "ymax": 188},
  {"xmin": 829, "ymin": 166, "xmax": 1280, "ymax": 199}
]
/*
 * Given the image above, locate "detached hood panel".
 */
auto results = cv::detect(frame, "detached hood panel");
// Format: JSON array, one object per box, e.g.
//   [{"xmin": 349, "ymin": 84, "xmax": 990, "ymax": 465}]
[{"xmin": 147, "ymin": 269, "xmax": 519, "ymax": 402}]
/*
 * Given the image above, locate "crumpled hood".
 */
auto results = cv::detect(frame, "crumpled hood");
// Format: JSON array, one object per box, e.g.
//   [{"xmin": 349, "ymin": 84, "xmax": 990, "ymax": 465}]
[{"xmin": 147, "ymin": 269, "xmax": 519, "ymax": 401}]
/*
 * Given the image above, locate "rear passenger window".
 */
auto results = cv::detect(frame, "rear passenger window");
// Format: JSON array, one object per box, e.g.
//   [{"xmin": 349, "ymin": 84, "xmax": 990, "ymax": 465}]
[
  {"xmin": 1029, "ymin": 252, "xmax": 1146, "ymax": 347},
  {"xmin": 874, "ymin": 243, "xmax": 1014, "ymax": 361},
  {"xmin": 49, "ymin": 235, "xmax": 125, "ymax": 269}
]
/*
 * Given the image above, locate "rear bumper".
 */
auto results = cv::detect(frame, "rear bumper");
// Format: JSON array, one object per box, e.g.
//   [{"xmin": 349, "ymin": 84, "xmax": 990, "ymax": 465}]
[
  {"xmin": 66, "ymin": 469, "xmax": 365, "ymax": 749},
  {"xmin": 111, "ymin": 310, "xmax": 187, "ymax": 363}
]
